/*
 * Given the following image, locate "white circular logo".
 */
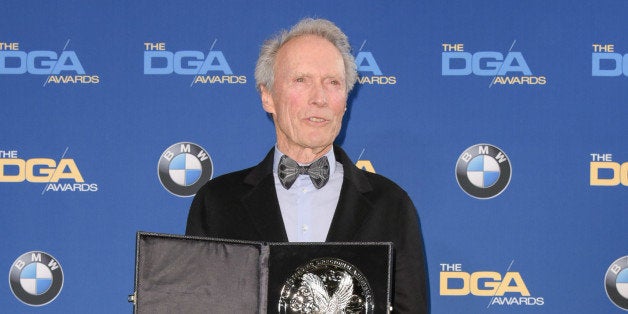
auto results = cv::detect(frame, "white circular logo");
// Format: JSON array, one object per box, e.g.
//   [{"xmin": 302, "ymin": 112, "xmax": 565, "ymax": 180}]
[
  {"xmin": 456, "ymin": 144, "xmax": 512, "ymax": 199},
  {"xmin": 158, "ymin": 142, "xmax": 213, "ymax": 197},
  {"xmin": 606, "ymin": 256, "xmax": 628, "ymax": 310},
  {"xmin": 9, "ymin": 251, "xmax": 63, "ymax": 306}
]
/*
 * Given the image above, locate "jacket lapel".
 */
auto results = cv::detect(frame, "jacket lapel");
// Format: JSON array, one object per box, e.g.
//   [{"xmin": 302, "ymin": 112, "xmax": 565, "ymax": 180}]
[
  {"xmin": 241, "ymin": 148, "xmax": 288, "ymax": 242},
  {"xmin": 325, "ymin": 146, "xmax": 375, "ymax": 242}
]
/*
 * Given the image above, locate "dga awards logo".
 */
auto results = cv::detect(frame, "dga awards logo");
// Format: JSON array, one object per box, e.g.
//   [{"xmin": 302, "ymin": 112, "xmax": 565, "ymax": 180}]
[
  {"xmin": 0, "ymin": 40, "xmax": 100, "ymax": 85},
  {"xmin": 0, "ymin": 148, "xmax": 98, "ymax": 193},
  {"xmin": 456, "ymin": 144, "xmax": 511, "ymax": 199},
  {"xmin": 355, "ymin": 40, "xmax": 396, "ymax": 85},
  {"xmin": 592, "ymin": 44, "xmax": 628, "ymax": 77},
  {"xmin": 143, "ymin": 40, "xmax": 247, "ymax": 87},
  {"xmin": 9, "ymin": 251, "xmax": 63, "ymax": 306},
  {"xmin": 158, "ymin": 142, "xmax": 213, "ymax": 197},
  {"xmin": 439, "ymin": 261, "xmax": 544, "ymax": 307},
  {"xmin": 605, "ymin": 256, "xmax": 628, "ymax": 310},
  {"xmin": 590, "ymin": 153, "xmax": 628, "ymax": 187},
  {"xmin": 441, "ymin": 42, "xmax": 546, "ymax": 86}
]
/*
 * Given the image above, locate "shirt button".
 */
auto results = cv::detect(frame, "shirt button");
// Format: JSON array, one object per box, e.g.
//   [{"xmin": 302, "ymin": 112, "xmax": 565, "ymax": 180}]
[{"xmin": 302, "ymin": 224, "xmax": 308, "ymax": 232}]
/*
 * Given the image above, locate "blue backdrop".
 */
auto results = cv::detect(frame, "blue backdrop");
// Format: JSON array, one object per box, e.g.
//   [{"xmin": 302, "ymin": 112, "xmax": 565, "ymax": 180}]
[{"xmin": 2, "ymin": 1, "xmax": 627, "ymax": 313}]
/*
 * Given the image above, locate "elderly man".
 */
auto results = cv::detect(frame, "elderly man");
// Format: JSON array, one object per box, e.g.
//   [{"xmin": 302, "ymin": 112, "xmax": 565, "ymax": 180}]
[{"xmin": 186, "ymin": 18, "xmax": 428, "ymax": 313}]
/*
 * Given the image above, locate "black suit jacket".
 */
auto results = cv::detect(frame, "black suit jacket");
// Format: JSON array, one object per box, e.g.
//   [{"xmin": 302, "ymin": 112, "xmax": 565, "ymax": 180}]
[{"xmin": 186, "ymin": 146, "xmax": 428, "ymax": 313}]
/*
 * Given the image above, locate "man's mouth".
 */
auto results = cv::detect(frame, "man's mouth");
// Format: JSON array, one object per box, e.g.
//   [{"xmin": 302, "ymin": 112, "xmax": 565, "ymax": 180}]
[{"xmin": 307, "ymin": 117, "xmax": 327, "ymax": 123}]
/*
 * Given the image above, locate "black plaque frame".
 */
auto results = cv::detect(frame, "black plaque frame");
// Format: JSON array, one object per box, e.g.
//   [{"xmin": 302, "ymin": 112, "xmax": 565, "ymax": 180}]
[{"xmin": 132, "ymin": 232, "xmax": 392, "ymax": 314}]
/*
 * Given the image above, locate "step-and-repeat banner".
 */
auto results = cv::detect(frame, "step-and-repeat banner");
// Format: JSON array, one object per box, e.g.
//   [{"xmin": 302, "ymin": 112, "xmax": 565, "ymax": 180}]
[{"xmin": 2, "ymin": 1, "xmax": 627, "ymax": 313}]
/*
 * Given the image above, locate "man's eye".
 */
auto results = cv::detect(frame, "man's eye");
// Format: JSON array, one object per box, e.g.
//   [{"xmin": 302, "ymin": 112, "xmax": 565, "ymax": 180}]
[{"xmin": 295, "ymin": 77, "xmax": 305, "ymax": 83}]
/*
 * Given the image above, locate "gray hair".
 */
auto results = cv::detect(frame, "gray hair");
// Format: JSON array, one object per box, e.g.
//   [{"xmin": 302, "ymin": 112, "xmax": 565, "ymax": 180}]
[{"xmin": 254, "ymin": 18, "xmax": 358, "ymax": 95}]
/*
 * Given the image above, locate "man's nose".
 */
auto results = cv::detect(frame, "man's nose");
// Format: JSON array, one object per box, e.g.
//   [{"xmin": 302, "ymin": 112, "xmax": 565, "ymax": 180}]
[{"xmin": 310, "ymin": 81, "xmax": 328, "ymax": 106}]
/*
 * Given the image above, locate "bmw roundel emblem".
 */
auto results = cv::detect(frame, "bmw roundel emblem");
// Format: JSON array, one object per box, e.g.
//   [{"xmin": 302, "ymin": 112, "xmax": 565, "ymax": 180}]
[
  {"xmin": 605, "ymin": 256, "xmax": 628, "ymax": 310},
  {"xmin": 158, "ymin": 142, "xmax": 213, "ymax": 197},
  {"xmin": 455, "ymin": 144, "xmax": 511, "ymax": 199},
  {"xmin": 9, "ymin": 251, "xmax": 63, "ymax": 306}
]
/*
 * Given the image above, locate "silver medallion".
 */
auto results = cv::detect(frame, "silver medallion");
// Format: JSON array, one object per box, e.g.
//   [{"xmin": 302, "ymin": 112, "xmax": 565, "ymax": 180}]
[{"xmin": 278, "ymin": 258, "xmax": 374, "ymax": 313}]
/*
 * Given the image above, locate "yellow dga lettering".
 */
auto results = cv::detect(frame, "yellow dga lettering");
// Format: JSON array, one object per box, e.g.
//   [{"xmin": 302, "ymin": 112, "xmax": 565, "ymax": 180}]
[
  {"xmin": 621, "ymin": 162, "xmax": 628, "ymax": 185},
  {"xmin": 470, "ymin": 271, "xmax": 501, "ymax": 296},
  {"xmin": 25, "ymin": 158, "xmax": 56, "ymax": 182},
  {"xmin": 590, "ymin": 161, "xmax": 620, "ymax": 186},
  {"xmin": 0, "ymin": 158, "xmax": 25, "ymax": 182},
  {"xmin": 355, "ymin": 160, "xmax": 376, "ymax": 173},
  {"xmin": 496, "ymin": 272, "xmax": 530, "ymax": 296},
  {"xmin": 50, "ymin": 159, "xmax": 84, "ymax": 182},
  {"xmin": 440, "ymin": 272, "xmax": 469, "ymax": 295}
]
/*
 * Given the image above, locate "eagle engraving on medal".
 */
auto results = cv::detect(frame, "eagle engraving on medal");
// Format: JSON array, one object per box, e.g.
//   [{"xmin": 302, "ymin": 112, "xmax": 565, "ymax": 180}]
[{"xmin": 278, "ymin": 258, "xmax": 374, "ymax": 313}]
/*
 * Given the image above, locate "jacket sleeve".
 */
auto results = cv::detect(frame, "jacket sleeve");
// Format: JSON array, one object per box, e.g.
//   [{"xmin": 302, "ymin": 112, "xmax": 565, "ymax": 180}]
[{"xmin": 392, "ymin": 192, "xmax": 429, "ymax": 314}]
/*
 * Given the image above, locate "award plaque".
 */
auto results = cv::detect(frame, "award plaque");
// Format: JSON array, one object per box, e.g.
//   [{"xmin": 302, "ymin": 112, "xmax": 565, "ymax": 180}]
[{"xmin": 131, "ymin": 232, "xmax": 392, "ymax": 314}]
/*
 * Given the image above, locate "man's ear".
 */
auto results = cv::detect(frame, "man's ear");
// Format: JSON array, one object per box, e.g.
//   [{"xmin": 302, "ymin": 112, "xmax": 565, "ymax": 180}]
[{"xmin": 260, "ymin": 85, "xmax": 275, "ymax": 114}]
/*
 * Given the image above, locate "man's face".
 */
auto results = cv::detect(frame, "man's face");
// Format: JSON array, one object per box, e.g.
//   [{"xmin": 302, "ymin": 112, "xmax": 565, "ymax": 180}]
[{"xmin": 261, "ymin": 35, "xmax": 347, "ymax": 158}]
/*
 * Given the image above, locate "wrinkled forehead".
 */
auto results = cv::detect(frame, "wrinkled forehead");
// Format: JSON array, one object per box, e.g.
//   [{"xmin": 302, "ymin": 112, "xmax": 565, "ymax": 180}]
[{"xmin": 273, "ymin": 36, "xmax": 345, "ymax": 83}]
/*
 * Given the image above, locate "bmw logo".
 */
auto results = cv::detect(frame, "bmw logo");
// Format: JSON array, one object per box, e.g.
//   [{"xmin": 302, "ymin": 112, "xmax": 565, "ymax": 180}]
[
  {"xmin": 9, "ymin": 251, "xmax": 63, "ymax": 306},
  {"xmin": 455, "ymin": 144, "xmax": 511, "ymax": 199},
  {"xmin": 158, "ymin": 142, "xmax": 213, "ymax": 197},
  {"xmin": 605, "ymin": 256, "xmax": 628, "ymax": 310}
]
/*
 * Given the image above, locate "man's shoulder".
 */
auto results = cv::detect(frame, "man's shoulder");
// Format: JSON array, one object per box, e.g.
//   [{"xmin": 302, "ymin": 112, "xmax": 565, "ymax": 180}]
[
  {"xmin": 195, "ymin": 166, "xmax": 257, "ymax": 196},
  {"xmin": 194, "ymin": 147, "xmax": 275, "ymax": 197},
  {"xmin": 349, "ymin": 165, "xmax": 409, "ymax": 198},
  {"xmin": 335, "ymin": 145, "xmax": 408, "ymax": 195},
  {"xmin": 212, "ymin": 166, "xmax": 255, "ymax": 183}
]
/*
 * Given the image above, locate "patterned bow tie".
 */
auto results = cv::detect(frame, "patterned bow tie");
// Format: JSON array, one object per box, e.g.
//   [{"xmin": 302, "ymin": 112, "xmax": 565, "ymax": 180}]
[{"xmin": 278, "ymin": 155, "xmax": 330, "ymax": 190}]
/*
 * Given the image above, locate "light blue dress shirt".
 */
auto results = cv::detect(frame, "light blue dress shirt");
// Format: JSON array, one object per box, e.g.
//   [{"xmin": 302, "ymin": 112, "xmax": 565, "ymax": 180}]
[{"xmin": 273, "ymin": 146, "xmax": 344, "ymax": 242}]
